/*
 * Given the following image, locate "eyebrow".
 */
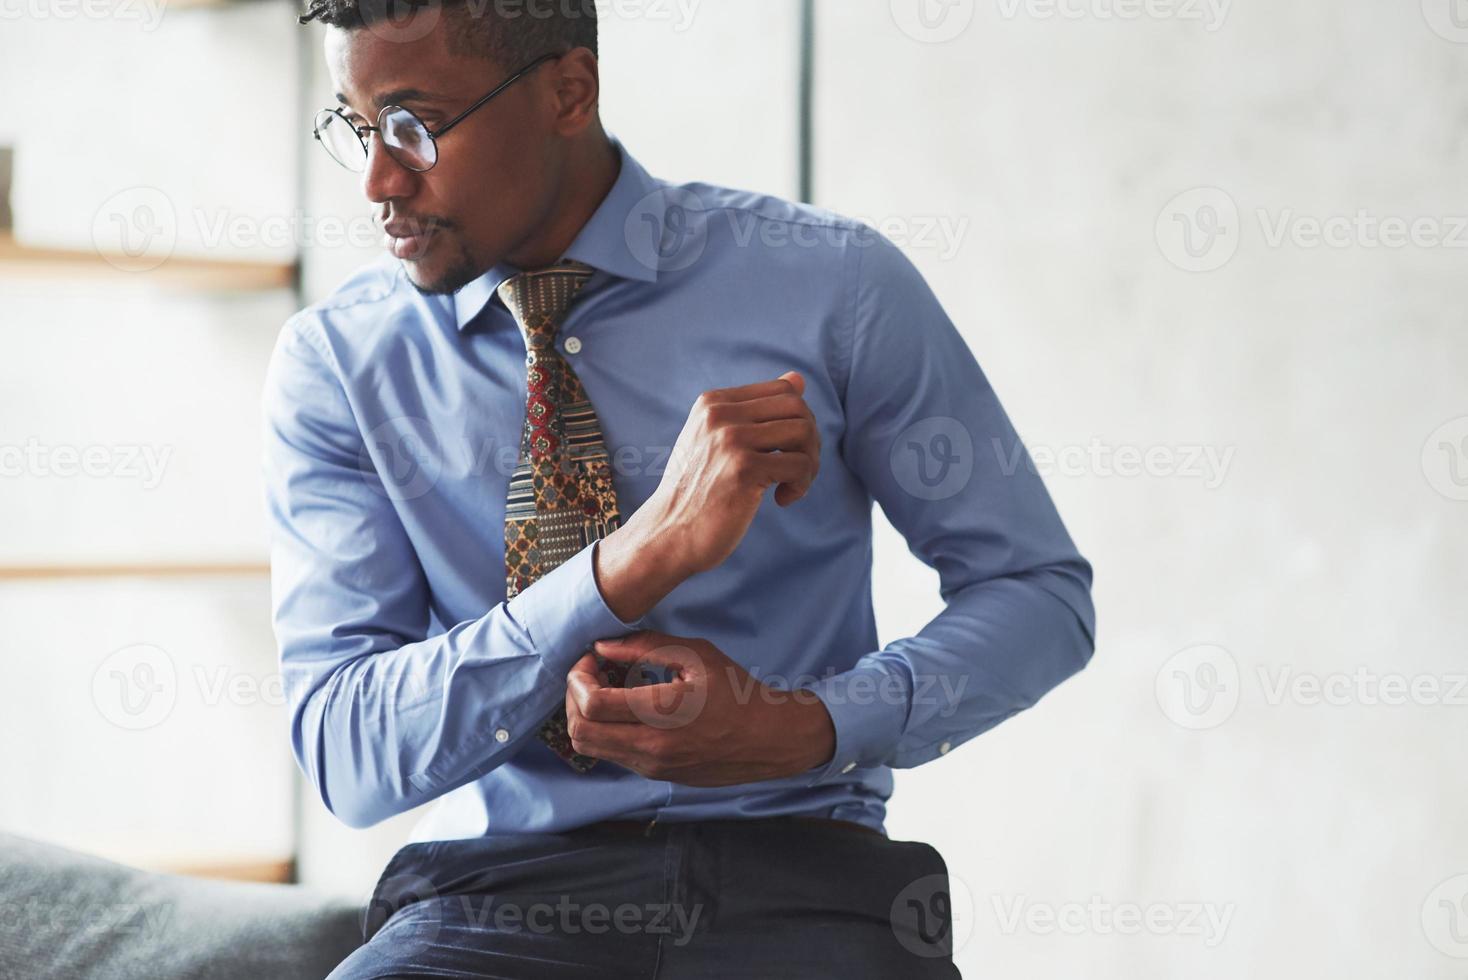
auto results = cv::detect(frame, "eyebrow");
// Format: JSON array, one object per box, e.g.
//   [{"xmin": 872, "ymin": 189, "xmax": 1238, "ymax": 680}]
[{"xmin": 335, "ymin": 88, "xmax": 453, "ymax": 111}]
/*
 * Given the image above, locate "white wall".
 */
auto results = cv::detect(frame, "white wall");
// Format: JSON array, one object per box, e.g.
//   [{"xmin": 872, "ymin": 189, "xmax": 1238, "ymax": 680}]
[
  {"xmin": 3, "ymin": 3, "xmax": 1463, "ymax": 975},
  {"xmin": 818, "ymin": 2, "xmax": 1468, "ymax": 977},
  {"xmin": 0, "ymin": 1, "xmax": 301, "ymax": 868}
]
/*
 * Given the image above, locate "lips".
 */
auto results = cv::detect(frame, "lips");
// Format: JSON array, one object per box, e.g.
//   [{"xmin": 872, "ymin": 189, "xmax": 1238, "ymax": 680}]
[{"xmin": 380, "ymin": 216, "xmax": 443, "ymax": 261}]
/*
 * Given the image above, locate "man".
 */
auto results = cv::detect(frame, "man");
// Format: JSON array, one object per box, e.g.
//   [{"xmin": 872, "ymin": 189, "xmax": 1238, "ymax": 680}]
[{"xmin": 262, "ymin": 1, "xmax": 1096, "ymax": 976}]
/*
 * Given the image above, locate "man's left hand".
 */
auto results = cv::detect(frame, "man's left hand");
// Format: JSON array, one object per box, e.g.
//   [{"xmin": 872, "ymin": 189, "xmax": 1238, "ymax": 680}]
[{"xmin": 564, "ymin": 631, "xmax": 837, "ymax": 786}]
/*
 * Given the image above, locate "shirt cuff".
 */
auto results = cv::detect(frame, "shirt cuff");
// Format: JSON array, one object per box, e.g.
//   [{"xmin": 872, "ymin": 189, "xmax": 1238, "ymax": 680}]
[
  {"xmin": 506, "ymin": 539, "xmax": 647, "ymax": 680},
  {"xmin": 797, "ymin": 660, "xmax": 911, "ymax": 786}
]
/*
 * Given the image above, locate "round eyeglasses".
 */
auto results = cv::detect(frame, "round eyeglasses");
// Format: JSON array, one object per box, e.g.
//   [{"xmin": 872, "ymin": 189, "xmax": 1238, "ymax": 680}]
[{"xmin": 313, "ymin": 52, "xmax": 560, "ymax": 173}]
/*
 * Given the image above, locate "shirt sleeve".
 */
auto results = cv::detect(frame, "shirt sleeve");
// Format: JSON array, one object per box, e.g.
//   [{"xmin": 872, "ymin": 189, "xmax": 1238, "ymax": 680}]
[
  {"xmin": 261, "ymin": 315, "xmax": 643, "ymax": 828},
  {"xmin": 799, "ymin": 226, "xmax": 1097, "ymax": 787}
]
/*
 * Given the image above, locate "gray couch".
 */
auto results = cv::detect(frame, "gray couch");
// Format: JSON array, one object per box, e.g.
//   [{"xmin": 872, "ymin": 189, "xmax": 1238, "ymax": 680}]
[{"xmin": 0, "ymin": 833, "xmax": 364, "ymax": 980}]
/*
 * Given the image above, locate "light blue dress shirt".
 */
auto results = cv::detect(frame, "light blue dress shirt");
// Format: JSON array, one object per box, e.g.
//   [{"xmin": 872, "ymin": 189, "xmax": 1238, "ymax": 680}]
[{"xmin": 261, "ymin": 132, "xmax": 1096, "ymax": 840}]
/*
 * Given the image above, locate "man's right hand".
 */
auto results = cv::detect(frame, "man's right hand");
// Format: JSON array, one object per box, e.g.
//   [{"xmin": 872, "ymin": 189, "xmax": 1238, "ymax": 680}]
[{"xmin": 592, "ymin": 371, "xmax": 821, "ymax": 623}]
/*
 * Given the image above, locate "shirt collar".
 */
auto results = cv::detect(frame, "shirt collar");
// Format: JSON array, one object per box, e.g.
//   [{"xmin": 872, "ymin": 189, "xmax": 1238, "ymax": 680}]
[{"xmin": 452, "ymin": 131, "xmax": 664, "ymax": 332}]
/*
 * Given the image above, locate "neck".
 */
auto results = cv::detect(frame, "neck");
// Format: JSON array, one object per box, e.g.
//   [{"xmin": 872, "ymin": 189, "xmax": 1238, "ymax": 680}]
[{"xmin": 506, "ymin": 133, "xmax": 620, "ymax": 270}]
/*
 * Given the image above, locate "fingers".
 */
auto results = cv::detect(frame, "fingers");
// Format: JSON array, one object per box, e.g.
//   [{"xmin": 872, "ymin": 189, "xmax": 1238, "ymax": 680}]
[
  {"xmin": 701, "ymin": 371, "xmax": 806, "ymax": 406},
  {"xmin": 749, "ymin": 451, "xmax": 817, "ymax": 499},
  {"xmin": 594, "ymin": 634, "xmax": 708, "ymax": 675},
  {"xmin": 574, "ymin": 679, "xmax": 701, "ymax": 727},
  {"xmin": 713, "ymin": 392, "xmax": 812, "ymax": 426},
  {"xmin": 736, "ymin": 418, "xmax": 819, "ymax": 455}
]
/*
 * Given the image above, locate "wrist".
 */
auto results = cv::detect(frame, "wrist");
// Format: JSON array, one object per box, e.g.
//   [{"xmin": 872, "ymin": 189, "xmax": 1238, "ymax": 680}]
[
  {"xmin": 786, "ymin": 689, "xmax": 837, "ymax": 776},
  {"xmin": 593, "ymin": 509, "xmax": 693, "ymax": 622}
]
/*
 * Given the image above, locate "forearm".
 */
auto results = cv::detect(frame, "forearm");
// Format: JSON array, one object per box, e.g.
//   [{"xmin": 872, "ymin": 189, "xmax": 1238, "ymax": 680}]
[
  {"xmin": 802, "ymin": 561, "xmax": 1095, "ymax": 784},
  {"xmin": 592, "ymin": 504, "xmax": 695, "ymax": 623},
  {"xmin": 288, "ymin": 543, "xmax": 639, "ymax": 828}
]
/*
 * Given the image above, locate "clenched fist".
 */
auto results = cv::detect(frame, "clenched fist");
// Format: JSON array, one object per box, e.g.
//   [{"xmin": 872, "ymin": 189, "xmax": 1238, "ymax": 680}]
[
  {"xmin": 593, "ymin": 371, "xmax": 820, "ymax": 622},
  {"xmin": 650, "ymin": 371, "xmax": 821, "ymax": 574}
]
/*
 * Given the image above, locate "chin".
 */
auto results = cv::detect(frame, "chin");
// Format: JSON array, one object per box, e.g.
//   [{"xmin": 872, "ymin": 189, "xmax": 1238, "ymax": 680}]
[{"xmin": 401, "ymin": 252, "xmax": 481, "ymax": 297}]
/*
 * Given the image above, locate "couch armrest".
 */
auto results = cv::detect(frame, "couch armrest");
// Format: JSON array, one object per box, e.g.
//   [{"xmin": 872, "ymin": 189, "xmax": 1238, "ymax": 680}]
[{"xmin": 0, "ymin": 832, "xmax": 363, "ymax": 980}]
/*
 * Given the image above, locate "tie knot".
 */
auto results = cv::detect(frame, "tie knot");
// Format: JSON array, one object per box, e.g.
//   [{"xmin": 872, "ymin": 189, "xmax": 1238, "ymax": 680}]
[{"xmin": 497, "ymin": 260, "xmax": 597, "ymax": 349}]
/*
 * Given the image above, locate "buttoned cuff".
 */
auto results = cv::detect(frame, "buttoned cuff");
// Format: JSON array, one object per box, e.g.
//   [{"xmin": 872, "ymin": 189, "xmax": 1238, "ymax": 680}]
[
  {"xmin": 507, "ymin": 540, "xmax": 646, "ymax": 680},
  {"xmin": 798, "ymin": 661, "xmax": 911, "ymax": 786}
]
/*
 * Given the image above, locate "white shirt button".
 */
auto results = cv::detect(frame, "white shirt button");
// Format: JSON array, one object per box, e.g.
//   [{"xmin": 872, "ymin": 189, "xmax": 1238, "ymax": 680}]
[
  {"xmin": 494, "ymin": 728, "xmax": 510, "ymax": 743},
  {"xmin": 841, "ymin": 761, "xmax": 857, "ymax": 774},
  {"xmin": 939, "ymin": 740, "xmax": 952, "ymax": 755},
  {"xmin": 563, "ymin": 337, "xmax": 583, "ymax": 355}
]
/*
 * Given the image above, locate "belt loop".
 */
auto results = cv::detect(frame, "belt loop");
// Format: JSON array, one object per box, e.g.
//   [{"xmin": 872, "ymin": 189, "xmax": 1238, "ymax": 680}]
[{"xmin": 644, "ymin": 817, "xmax": 658, "ymax": 837}]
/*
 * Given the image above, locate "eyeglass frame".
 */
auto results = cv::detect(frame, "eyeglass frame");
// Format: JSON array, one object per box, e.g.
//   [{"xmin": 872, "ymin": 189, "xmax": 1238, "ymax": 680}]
[{"xmin": 313, "ymin": 51, "xmax": 562, "ymax": 173}]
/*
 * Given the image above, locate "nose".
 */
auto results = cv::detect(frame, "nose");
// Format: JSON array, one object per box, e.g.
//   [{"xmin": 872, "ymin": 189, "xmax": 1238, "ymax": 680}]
[{"xmin": 361, "ymin": 131, "xmax": 417, "ymax": 205}]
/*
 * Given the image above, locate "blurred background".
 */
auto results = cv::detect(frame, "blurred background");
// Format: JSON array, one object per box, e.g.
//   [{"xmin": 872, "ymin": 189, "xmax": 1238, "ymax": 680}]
[{"xmin": 1, "ymin": 1, "xmax": 1465, "ymax": 976}]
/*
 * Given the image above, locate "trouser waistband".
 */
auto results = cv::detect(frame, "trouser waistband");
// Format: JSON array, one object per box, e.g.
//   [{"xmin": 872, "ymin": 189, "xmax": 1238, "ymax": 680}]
[{"xmin": 579, "ymin": 814, "xmax": 884, "ymax": 839}]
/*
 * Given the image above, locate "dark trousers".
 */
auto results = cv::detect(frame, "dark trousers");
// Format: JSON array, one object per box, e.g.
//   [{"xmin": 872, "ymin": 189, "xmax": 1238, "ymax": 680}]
[{"xmin": 327, "ymin": 814, "xmax": 963, "ymax": 979}]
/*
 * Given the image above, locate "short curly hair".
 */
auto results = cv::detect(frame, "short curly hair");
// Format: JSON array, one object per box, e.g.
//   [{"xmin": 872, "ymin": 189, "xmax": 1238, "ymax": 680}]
[{"xmin": 298, "ymin": 0, "xmax": 598, "ymax": 65}]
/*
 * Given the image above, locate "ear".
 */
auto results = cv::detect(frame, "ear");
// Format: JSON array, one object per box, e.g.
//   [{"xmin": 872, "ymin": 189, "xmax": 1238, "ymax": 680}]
[{"xmin": 549, "ymin": 47, "xmax": 601, "ymax": 137}]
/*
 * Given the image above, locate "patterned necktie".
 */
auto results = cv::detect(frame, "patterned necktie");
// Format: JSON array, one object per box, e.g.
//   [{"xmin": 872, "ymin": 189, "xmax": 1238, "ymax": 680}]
[{"xmin": 498, "ymin": 259, "xmax": 631, "ymax": 774}]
